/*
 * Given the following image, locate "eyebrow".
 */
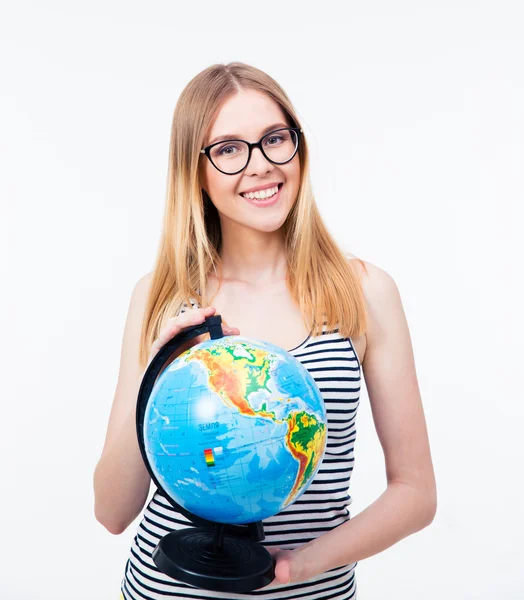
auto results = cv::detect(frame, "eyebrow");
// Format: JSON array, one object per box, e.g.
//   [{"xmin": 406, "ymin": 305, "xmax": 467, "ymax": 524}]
[{"xmin": 208, "ymin": 122, "xmax": 289, "ymax": 146}]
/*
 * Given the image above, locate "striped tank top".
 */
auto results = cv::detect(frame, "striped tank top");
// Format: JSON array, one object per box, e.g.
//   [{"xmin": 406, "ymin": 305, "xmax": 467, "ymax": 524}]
[{"xmin": 121, "ymin": 299, "xmax": 362, "ymax": 600}]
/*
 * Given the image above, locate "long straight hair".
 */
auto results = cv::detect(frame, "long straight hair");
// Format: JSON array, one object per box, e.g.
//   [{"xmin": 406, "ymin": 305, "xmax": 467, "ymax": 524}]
[{"xmin": 139, "ymin": 62, "xmax": 368, "ymax": 369}]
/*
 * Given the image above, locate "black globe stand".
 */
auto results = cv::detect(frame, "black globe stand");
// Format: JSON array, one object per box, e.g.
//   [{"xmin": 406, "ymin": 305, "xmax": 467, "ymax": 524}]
[
  {"xmin": 152, "ymin": 523, "xmax": 274, "ymax": 593},
  {"xmin": 136, "ymin": 315, "xmax": 275, "ymax": 592}
]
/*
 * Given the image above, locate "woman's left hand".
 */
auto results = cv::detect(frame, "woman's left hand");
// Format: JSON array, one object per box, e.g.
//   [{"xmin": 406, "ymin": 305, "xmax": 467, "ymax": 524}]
[{"xmin": 261, "ymin": 547, "xmax": 307, "ymax": 588}]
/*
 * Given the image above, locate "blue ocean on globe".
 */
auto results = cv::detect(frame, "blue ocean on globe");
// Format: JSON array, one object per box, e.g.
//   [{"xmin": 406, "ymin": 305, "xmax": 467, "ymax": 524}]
[{"xmin": 143, "ymin": 335, "xmax": 327, "ymax": 525}]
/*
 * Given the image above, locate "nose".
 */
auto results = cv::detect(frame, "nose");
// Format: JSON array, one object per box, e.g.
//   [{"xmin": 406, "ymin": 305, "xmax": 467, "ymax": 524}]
[{"xmin": 244, "ymin": 146, "xmax": 274, "ymax": 176}]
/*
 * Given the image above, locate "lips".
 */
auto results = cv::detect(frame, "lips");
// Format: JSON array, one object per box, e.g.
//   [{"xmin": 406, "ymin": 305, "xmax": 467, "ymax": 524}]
[
  {"xmin": 239, "ymin": 181, "xmax": 283, "ymax": 195},
  {"xmin": 240, "ymin": 183, "xmax": 283, "ymax": 207},
  {"xmin": 239, "ymin": 182, "xmax": 283, "ymax": 199}
]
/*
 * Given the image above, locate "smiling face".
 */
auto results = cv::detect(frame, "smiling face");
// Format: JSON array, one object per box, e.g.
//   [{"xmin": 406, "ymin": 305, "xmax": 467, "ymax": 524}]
[{"xmin": 200, "ymin": 89, "xmax": 301, "ymax": 235}]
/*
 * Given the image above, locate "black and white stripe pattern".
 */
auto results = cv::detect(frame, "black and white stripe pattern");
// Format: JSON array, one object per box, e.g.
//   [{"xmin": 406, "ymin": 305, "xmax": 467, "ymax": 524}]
[{"xmin": 121, "ymin": 303, "xmax": 361, "ymax": 599}]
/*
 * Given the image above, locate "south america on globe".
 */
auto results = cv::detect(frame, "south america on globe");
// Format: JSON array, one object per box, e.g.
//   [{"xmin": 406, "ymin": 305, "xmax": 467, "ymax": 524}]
[{"xmin": 143, "ymin": 334, "xmax": 327, "ymax": 525}]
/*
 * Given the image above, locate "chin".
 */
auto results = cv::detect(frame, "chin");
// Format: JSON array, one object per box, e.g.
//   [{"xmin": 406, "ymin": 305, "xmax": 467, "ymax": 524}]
[
  {"xmin": 219, "ymin": 203, "xmax": 291, "ymax": 235},
  {"xmin": 249, "ymin": 213, "xmax": 289, "ymax": 233}
]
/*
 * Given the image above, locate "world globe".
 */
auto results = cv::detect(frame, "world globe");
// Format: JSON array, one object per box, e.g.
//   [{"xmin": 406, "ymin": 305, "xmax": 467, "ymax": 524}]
[{"xmin": 142, "ymin": 334, "xmax": 327, "ymax": 526}]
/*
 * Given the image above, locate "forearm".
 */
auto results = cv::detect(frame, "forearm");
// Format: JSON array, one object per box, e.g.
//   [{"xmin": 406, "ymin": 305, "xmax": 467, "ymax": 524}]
[
  {"xmin": 296, "ymin": 482, "xmax": 436, "ymax": 579},
  {"xmin": 93, "ymin": 406, "xmax": 151, "ymax": 534}
]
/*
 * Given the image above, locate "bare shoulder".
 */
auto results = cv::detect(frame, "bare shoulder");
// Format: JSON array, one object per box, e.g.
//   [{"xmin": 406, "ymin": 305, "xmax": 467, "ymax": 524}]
[
  {"xmin": 346, "ymin": 254, "xmax": 399, "ymax": 327},
  {"xmin": 124, "ymin": 270, "xmax": 155, "ymax": 353},
  {"xmin": 133, "ymin": 270, "xmax": 154, "ymax": 299},
  {"xmin": 116, "ymin": 269, "xmax": 155, "ymax": 392},
  {"xmin": 358, "ymin": 261, "xmax": 398, "ymax": 314},
  {"xmin": 125, "ymin": 271, "xmax": 155, "ymax": 323},
  {"xmin": 345, "ymin": 255, "xmax": 403, "ymax": 363}
]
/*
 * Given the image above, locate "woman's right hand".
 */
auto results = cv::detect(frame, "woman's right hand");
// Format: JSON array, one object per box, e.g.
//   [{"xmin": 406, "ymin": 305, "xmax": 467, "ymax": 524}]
[{"xmin": 145, "ymin": 306, "xmax": 240, "ymax": 371}]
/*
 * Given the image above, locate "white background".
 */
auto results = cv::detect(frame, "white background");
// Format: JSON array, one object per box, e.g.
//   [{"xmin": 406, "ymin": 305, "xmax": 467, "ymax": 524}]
[{"xmin": 1, "ymin": 1, "xmax": 523, "ymax": 598}]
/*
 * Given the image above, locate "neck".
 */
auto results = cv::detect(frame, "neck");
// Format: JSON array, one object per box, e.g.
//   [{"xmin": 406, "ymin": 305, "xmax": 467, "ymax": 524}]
[{"xmin": 217, "ymin": 221, "xmax": 287, "ymax": 286}]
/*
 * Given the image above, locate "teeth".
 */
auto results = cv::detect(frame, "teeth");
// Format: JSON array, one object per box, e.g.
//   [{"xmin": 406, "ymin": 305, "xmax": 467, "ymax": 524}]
[{"xmin": 241, "ymin": 185, "xmax": 279, "ymax": 200}]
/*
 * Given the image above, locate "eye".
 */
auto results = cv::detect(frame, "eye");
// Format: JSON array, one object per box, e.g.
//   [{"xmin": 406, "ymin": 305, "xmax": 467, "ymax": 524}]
[
  {"xmin": 217, "ymin": 144, "xmax": 239, "ymax": 156},
  {"xmin": 265, "ymin": 135, "xmax": 284, "ymax": 146},
  {"xmin": 211, "ymin": 142, "xmax": 247, "ymax": 159}
]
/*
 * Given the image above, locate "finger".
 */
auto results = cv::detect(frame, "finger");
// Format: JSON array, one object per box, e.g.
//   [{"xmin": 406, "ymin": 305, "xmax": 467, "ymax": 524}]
[
  {"xmin": 274, "ymin": 557, "xmax": 292, "ymax": 585},
  {"xmin": 172, "ymin": 306, "xmax": 216, "ymax": 330},
  {"xmin": 159, "ymin": 307, "xmax": 216, "ymax": 345},
  {"xmin": 149, "ymin": 307, "xmax": 216, "ymax": 360},
  {"xmin": 223, "ymin": 326, "xmax": 240, "ymax": 335}
]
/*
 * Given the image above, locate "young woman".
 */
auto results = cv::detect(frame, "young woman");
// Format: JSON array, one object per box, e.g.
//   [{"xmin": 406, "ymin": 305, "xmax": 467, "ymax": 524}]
[{"xmin": 93, "ymin": 62, "xmax": 437, "ymax": 600}]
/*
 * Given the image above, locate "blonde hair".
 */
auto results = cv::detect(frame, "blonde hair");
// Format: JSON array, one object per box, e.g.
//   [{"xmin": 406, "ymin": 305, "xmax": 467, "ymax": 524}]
[{"xmin": 139, "ymin": 61, "xmax": 368, "ymax": 369}]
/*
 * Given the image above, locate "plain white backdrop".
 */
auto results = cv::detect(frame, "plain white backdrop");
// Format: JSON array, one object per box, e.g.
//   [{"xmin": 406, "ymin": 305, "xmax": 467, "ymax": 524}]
[{"xmin": 1, "ymin": 1, "xmax": 523, "ymax": 598}]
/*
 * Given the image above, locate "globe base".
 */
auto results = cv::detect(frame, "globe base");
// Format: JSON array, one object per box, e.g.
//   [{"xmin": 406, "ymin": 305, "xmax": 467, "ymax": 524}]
[{"xmin": 152, "ymin": 527, "xmax": 275, "ymax": 592}]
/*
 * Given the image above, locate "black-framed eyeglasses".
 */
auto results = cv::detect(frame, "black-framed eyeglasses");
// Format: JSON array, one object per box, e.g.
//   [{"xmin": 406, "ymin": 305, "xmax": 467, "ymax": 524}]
[{"xmin": 200, "ymin": 127, "xmax": 303, "ymax": 175}]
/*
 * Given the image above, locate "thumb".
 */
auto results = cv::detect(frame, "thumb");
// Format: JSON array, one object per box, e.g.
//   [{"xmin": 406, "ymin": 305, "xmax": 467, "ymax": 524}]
[{"xmin": 274, "ymin": 555, "xmax": 292, "ymax": 585}]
